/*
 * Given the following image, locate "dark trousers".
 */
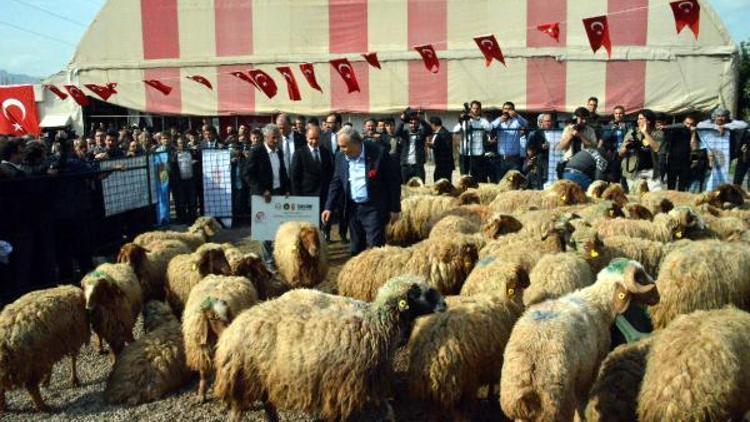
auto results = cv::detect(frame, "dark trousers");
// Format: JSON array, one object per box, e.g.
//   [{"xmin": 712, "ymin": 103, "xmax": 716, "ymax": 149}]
[
  {"xmin": 734, "ymin": 160, "xmax": 750, "ymax": 187},
  {"xmin": 174, "ymin": 178, "xmax": 198, "ymax": 224},
  {"xmin": 433, "ymin": 166, "xmax": 453, "ymax": 183},
  {"xmin": 459, "ymin": 155, "xmax": 471, "ymax": 175},
  {"xmin": 401, "ymin": 164, "xmax": 425, "ymax": 184},
  {"xmin": 464, "ymin": 156, "xmax": 490, "ymax": 183},
  {"xmin": 490, "ymin": 155, "xmax": 522, "ymax": 183},
  {"xmin": 348, "ymin": 202, "xmax": 386, "ymax": 256},
  {"xmin": 667, "ymin": 166, "xmax": 692, "ymax": 191},
  {"xmin": 261, "ymin": 187, "xmax": 285, "ymax": 270}
]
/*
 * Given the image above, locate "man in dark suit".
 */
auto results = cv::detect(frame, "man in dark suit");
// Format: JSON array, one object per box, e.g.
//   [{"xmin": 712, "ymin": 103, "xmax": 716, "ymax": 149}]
[
  {"xmin": 320, "ymin": 112, "xmax": 348, "ymax": 242},
  {"xmin": 396, "ymin": 112, "xmax": 433, "ymax": 184},
  {"xmin": 277, "ymin": 113, "xmax": 306, "ymax": 180},
  {"xmin": 243, "ymin": 123, "xmax": 290, "ymax": 270},
  {"xmin": 322, "ymin": 127, "xmax": 401, "ymax": 256},
  {"xmin": 291, "ymin": 126, "xmax": 334, "ymax": 235},
  {"xmin": 426, "ymin": 116, "xmax": 455, "ymax": 183}
]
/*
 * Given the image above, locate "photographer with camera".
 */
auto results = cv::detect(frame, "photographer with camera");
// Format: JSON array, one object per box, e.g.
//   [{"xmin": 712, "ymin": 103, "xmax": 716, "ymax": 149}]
[
  {"xmin": 488, "ymin": 101, "xmax": 528, "ymax": 183},
  {"xmin": 454, "ymin": 100, "xmax": 492, "ymax": 182},
  {"xmin": 619, "ymin": 109, "xmax": 663, "ymax": 192},
  {"xmin": 395, "ymin": 107, "xmax": 432, "ymax": 184},
  {"xmin": 556, "ymin": 107, "xmax": 597, "ymax": 179}
]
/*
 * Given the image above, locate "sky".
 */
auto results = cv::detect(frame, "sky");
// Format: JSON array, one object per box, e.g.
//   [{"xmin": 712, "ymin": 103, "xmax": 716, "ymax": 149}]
[{"xmin": 0, "ymin": 0, "xmax": 749, "ymax": 79}]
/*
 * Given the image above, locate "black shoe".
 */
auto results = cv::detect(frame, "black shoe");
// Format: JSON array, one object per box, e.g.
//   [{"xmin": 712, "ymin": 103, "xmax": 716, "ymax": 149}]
[
  {"xmin": 324, "ymin": 233, "xmax": 332, "ymax": 243},
  {"xmin": 340, "ymin": 235, "xmax": 349, "ymax": 243}
]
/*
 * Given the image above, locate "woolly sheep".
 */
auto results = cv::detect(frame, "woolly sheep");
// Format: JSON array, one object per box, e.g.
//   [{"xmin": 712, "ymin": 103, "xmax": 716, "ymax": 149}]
[
  {"xmin": 466, "ymin": 171, "xmax": 527, "ymax": 204},
  {"xmin": 213, "ymin": 275, "xmax": 446, "ymax": 422},
  {"xmin": 601, "ymin": 183, "xmax": 628, "ymax": 207},
  {"xmin": 273, "ymin": 221, "xmax": 328, "ymax": 288},
  {"xmin": 386, "ymin": 194, "xmax": 461, "ymax": 246},
  {"xmin": 500, "ymin": 259, "xmax": 659, "ymax": 421},
  {"xmin": 586, "ymin": 180, "xmax": 609, "ymax": 198},
  {"xmin": 0, "ymin": 286, "xmax": 89, "ymax": 413},
  {"xmin": 117, "ymin": 240, "xmax": 191, "ymax": 302},
  {"xmin": 623, "ymin": 203, "xmax": 654, "ymax": 220},
  {"xmin": 403, "ymin": 278, "xmax": 528, "ymax": 419},
  {"xmin": 460, "ymin": 253, "xmax": 535, "ymax": 297},
  {"xmin": 337, "ymin": 236, "xmax": 478, "ymax": 301},
  {"xmin": 428, "ymin": 213, "xmax": 523, "ymax": 243},
  {"xmin": 133, "ymin": 216, "xmax": 222, "ymax": 250},
  {"xmin": 401, "ymin": 178, "xmax": 459, "ymax": 198},
  {"xmin": 642, "ymin": 183, "xmax": 746, "ymax": 211},
  {"xmin": 648, "ymin": 240, "xmax": 750, "ymax": 329},
  {"xmin": 81, "ymin": 263, "xmax": 143, "ymax": 357},
  {"xmin": 525, "ymin": 252, "xmax": 595, "ymax": 306},
  {"xmin": 591, "ymin": 207, "xmax": 702, "ymax": 242},
  {"xmin": 164, "ymin": 243, "xmax": 232, "ymax": 315},
  {"xmin": 183, "ymin": 275, "xmax": 259, "ymax": 402},
  {"xmin": 221, "ymin": 245, "xmax": 290, "ymax": 300},
  {"xmin": 455, "ymin": 174, "xmax": 478, "ymax": 192},
  {"xmin": 638, "ymin": 307, "xmax": 750, "ymax": 421},
  {"xmin": 104, "ymin": 301, "xmax": 192, "ymax": 405},
  {"xmin": 489, "ymin": 180, "xmax": 588, "ymax": 213}
]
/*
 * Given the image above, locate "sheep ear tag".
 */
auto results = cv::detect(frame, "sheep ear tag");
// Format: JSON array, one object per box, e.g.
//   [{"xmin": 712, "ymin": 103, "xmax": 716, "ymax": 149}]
[
  {"xmin": 399, "ymin": 299, "xmax": 409, "ymax": 311},
  {"xmin": 192, "ymin": 263, "xmax": 198, "ymax": 271},
  {"xmin": 675, "ymin": 231, "xmax": 683, "ymax": 239}
]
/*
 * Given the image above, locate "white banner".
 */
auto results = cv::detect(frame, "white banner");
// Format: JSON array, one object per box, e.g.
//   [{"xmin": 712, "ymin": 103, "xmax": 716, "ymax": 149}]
[
  {"xmin": 202, "ymin": 149, "xmax": 233, "ymax": 228},
  {"xmin": 100, "ymin": 155, "xmax": 150, "ymax": 216},
  {"xmin": 250, "ymin": 195, "xmax": 320, "ymax": 241}
]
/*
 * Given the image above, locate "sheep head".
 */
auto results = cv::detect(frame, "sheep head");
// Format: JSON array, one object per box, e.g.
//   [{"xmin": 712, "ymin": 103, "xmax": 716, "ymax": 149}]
[
  {"xmin": 601, "ymin": 184, "xmax": 628, "ymax": 207},
  {"xmin": 587, "ymin": 180, "xmax": 609, "ymax": 199},
  {"xmin": 624, "ymin": 203, "xmax": 654, "ymax": 220},
  {"xmin": 482, "ymin": 214, "xmax": 523, "ymax": 239},
  {"xmin": 541, "ymin": 213, "xmax": 582, "ymax": 250},
  {"xmin": 668, "ymin": 207, "xmax": 705, "ymax": 238},
  {"xmin": 457, "ymin": 190, "xmax": 481, "ymax": 205},
  {"xmin": 196, "ymin": 248, "xmax": 232, "ymax": 277},
  {"xmin": 117, "ymin": 243, "xmax": 148, "ymax": 273},
  {"xmin": 501, "ymin": 170, "xmax": 527, "ymax": 190},
  {"xmin": 456, "ymin": 175, "xmax": 478, "ymax": 192},
  {"xmin": 233, "ymin": 253, "xmax": 273, "ymax": 282},
  {"xmin": 81, "ymin": 271, "xmax": 120, "ymax": 313},
  {"xmin": 298, "ymin": 225, "xmax": 321, "ymax": 259},
  {"xmin": 505, "ymin": 265, "xmax": 530, "ymax": 301},
  {"xmin": 199, "ymin": 297, "xmax": 232, "ymax": 346},
  {"xmin": 633, "ymin": 180, "xmax": 650, "ymax": 197},
  {"xmin": 703, "ymin": 184, "xmax": 746, "ymax": 209},
  {"xmin": 608, "ymin": 259, "xmax": 659, "ymax": 315},
  {"xmin": 596, "ymin": 201, "xmax": 625, "ymax": 219},
  {"xmin": 405, "ymin": 177, "xmax": 424, "ymax": 187},
  {"xmin": 191, "ymin": 216, "xmax": 222, "ymax": 239},
  {"xmin": 652, "ymin": 198, "xmax": 674, "ymax": 214},
  {"xmin": 549, "ymin": 180, "xmax": 587, "ymax": 206},
  {"xmin": 376, "ymin": 277, "xmax": 447, "ymax": 320},
  {"xmin": 433, "ymin": 178, "xmax": 458, "ymax": 196},
  {"xmin": 570, "ymin": 225, "xmax": 604, "ymax": 261}
]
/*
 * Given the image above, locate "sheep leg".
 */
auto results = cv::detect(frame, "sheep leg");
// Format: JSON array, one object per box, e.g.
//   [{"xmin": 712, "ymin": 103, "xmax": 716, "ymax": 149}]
[
  {"xmin": 26, "ymin": 383, "xmax": 50, "ymax": 412},
  {"xmin": 1, "ymin": 389, "xmax": 6, "ymax": 413},
  {"xmin": 196, "ymin": 370, "xmax": 208, "ymax": 403},
  {"xmin": 262, "ymin": 395, "xmax": 279, "ymax": 422},
  {"xmin": 70, "ymin": 355, "xmax": 80, "ymax": 387},
  {"xmin": 41, "ymin": 372, "xmax": 51, "ymax": 388},
  {"xmin": 229, "ymin": 406, "xmax": 244, "ymax": 422},
  {"xmin": 94, "ymin": 334, "xmax": 107, "ymax": 355}
]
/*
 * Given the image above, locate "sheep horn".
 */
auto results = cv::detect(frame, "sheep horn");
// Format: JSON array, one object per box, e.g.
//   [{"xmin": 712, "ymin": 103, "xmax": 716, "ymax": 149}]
[{"xmin": 624, "ymin": 265, "xmax": 655, "ymax": 294}]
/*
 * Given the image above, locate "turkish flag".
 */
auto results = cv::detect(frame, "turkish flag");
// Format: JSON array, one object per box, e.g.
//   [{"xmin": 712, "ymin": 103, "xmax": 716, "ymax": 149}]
[
  {"xmin": 84, "ymin": 83, "xmax": 117, "ymax": 100},
  {"xmin": 537, "ymin": 22, "xmax": 561, "ymax": 42},
  {"xmin": 330, "ymin": 58, "xmax": 360, "ymax": 93},
  {"xmin": 0, "ymin": 85, "xmax": 41, "ymax": 136},
  {"xmin": 474, "ymin": 34, "xmax": 506, "ymax": 67},
  {"xmin": 230, "ymin": 71, "xmax": 256, "ymax": 87},
  {"xmin": 670, "ymin": 0, "xmax": 700, "ymax": 39},
  {"xmin": 414, "ymin": 44, "xmax": 440, "ymax": 73},
  {"xmin": 64, "ymin": 85, "xmax": 90, "ymax": 106},
  {"xmin": 248, "ymin": 69, "xmax": 278, "ymax": 99},
  {"xmin": 144, "ymin": 79, "xmax": 173, "ymax": 96},
  {"xmin": 583, "ymin": 16, "xmax": 612, "ymax": 57},
  {"xmin": 45, "ymin": 85, "xmax": 68, "ymax": 100},
  {"xmin": 187, "ymin": 75, "xmax": 213, "ymax": 89},
  {"xmin": 299, "ymin": 63, "xmax": 323, "ymax": 92},
  {"xmin": 276, "ymin": 66, "xmax": 301, "ymax": 101},
  {"xmin": 362, "ymin": 52, "xmax": 381, "ymax": 69}
]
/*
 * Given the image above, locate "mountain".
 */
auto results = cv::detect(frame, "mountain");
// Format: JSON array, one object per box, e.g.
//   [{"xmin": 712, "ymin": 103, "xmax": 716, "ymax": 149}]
[{"xmin": 0, "ymin": 70, "xmax": 41, "ymax": 85}]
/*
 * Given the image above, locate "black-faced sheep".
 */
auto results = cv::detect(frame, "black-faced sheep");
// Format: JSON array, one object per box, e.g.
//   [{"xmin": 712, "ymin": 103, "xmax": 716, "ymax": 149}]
[
  {"xmin": 133, "ymin": 216, "xmax": 221, "ymax": 250},
  {"xmin": 213, "ymin": 275, "xmax": 446, "ymax": 422},
  {"xmin": 500, "ymin": 259, "xmax": 659, "ymax": 422},
  {"xmin": 164, "ymin": 243, "xmax": 232, "ymax": 316},
  {"xmin": 81, "ymin": 263, "xmax": 143, "ymax": 357},
  {"xmin": 104, "ymin": 301, "xmax": 192, "ymax": 405},
  {"xmin": 0, "ymin": 286, "xmax": 89, "ymax": 413},
  {"xmin": 272, "ymin": 221, "xmax": 328, "ymax": 288},
  {"xmin": 117, "ymin": 240, "xmax": 191, "ymax": 302},
  {"xmin": 638, "ymin": 307, "xmax": 750, "ymax": 421},
  {"xmin": 182, "ymin": 275, "xmax": 258, "ymax": 402}
]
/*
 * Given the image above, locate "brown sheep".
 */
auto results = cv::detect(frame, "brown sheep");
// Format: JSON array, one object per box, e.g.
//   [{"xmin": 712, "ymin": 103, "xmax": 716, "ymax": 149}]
[
  {"xmin": 164, "ymin": 243, "xmax": 233, "ymax": 316},
  {"xmin": 601, "ymin": 183, "xmax": 628, "ymax": 207},
  {"xmin": 117, "ymin": 240, "xmax": 191, "ymax": 302},
  {"xmin": 489, "ymin": 179, "xmax": 588, "ymax": 213},
  {"xmin": 623, "ymin": 203, "xmax": 654, "ymax": 220},
  {"xmin": 586, "ymin": 180, "xmax": 610, "ymax": 199},
  {"xmin": 273, "ymin": 221, "xmax": 328, "ymax": 288},
  {"xmin": 223, "ymin": 248, "xmax": 290, "ymax": 300}
]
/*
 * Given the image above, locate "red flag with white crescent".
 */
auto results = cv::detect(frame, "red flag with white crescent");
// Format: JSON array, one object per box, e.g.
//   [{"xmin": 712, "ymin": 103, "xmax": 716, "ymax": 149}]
[
  {"xmin": 299, "ymin": 63, "xmax": 323, "ymax": 92},
  {"xmin": 473, "ymin": 34, "xmax": 506, "ymax": 67},
  {"xmin": 248, "ymin": 69, "xmax": 278, "ymax": 99},
  {"xmin": 84, "ymin": 83, "xmax": 117, "ymax": 100},
  {"xmin": 276, "ymin": 66, "xmax": 301, "ymax": 101},
  {"xmin": 414, "ymin": 44, "xmax": 440, "ymax": 73},
  {"xmin": 583, "ymin": 16, "xmax": 612, "ymax": 58},
  {"xmin": 537, "ymin": 22, "xmax": 561, "ymax": 42},
  {"xmin": 0, "ymin": 85, "xmax": 41, "ymax": 136},
  {"xmin": 187, "ymin": 75, "xmax": 213, "ymax": 89},
  {"xmin": 64, "ymin": 85, "xmax": 90, "ymax": 106},
  {"xmin": 330, "ymin": 58, "xmax": 361, "ymax": 93},
  {"xmin": 45, "ymin": 85, "xmax": 68, "ymax": 100},
  {"xmin": 230, "ymin": 71, "xmax": 256, "ymax": 87},
  {"xmin": 670, "ymin": 0, "xmax": 700, "ymax": 39},
  {"xmin": 362, "ymin": 52, "xmax": 381, "ymax": 69},
  {"xmin": 144, "ymin": 80, "xmax": 173, "ymax": 96}
]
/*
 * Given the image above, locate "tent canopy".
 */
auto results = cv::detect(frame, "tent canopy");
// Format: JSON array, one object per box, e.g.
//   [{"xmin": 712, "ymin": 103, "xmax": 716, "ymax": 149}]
[{"xmin": 54, "ymin": 0, "xmax": 738, "ymax": 116}]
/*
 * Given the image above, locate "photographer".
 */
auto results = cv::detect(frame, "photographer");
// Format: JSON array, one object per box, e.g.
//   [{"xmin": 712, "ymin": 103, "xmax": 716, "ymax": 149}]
[
  {"xmin": 488, "ymin": 101, "xmax": 528, "ymax": 182},
  {"xmin": 561, "ymin": 145, "xmax": 608, "ymax": 190},
  {"xmin": 395, "ymin": 108, "xmax": 432, "ymax": 184},
  {"xmin": 556, "ymin": 107, "xmax": 597, "ymax": 179},
  {"xmin": 454, "ymin": 100, "xmax": 492, "ymax": 182},
  {"xmin": 619, "ymin": 109, "xmax": 663, "ymax": 192}
]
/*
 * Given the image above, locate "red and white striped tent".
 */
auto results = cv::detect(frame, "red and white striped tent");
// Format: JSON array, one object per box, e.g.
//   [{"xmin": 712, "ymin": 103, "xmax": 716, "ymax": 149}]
[{"xmin": 51, "ymin": 0, "xmax": 738, "ymax": 116}]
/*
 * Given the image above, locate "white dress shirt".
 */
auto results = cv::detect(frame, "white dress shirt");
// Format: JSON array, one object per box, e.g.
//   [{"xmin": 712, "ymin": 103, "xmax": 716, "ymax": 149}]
[
  {"xmin": 265, "ymin": 143, "xmax": 281, "ymax": 190},
  {"xmin": 346, "ymin": 145, "xmax": 368, "ymax": 203},
  {"xmin": 282, "ymin": 134, "xmax": 296, "ymax": 176}
]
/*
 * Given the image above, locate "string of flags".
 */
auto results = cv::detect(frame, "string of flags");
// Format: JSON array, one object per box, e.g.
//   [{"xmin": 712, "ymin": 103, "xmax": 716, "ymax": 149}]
[{"xmin": 45, "ymin": 0, "xmax": 701, "ymax": 106}]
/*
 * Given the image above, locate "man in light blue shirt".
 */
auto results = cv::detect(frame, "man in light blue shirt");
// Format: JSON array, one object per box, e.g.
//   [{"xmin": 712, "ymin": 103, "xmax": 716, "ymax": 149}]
[
  {"xmin": 489, "ymin": 101, "xmax": 528, "ymax": 182},
  {"xmin": 347, "ymin": 144, "xmax": 369, "ymax": 203}
]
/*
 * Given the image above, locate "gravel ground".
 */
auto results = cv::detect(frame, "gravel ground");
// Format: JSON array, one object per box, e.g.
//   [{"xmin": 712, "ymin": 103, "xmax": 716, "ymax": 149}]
[{"xmin": 2, "ymin": 225, "xmax": 507, "ymax": 421}]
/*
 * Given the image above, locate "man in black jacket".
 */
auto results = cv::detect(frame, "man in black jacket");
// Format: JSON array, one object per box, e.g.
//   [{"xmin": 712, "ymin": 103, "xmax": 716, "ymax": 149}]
[
  {"xmin": 320, "ymin": 112, "xmax": 348, "ymax": 242},
  {"xmin": 427, "ymin": 116, "xmax": 454, "ymax": 182},
  {"xmin": 291, "ymin": 126, "xmax": 334, "ymax": 231},
  {"xmin": 322, "ymin": 127, "xmax": 401, "ymax": 256},
  {"xmin": 396, "ymin": 112, "xmax": 432, "ymax": 183}
]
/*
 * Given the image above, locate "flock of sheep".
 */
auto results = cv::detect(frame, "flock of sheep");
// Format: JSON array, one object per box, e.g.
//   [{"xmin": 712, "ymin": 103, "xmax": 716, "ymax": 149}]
[{"xmin": 1, "ymin": 171, "xmax": 750, "ymax": 421}]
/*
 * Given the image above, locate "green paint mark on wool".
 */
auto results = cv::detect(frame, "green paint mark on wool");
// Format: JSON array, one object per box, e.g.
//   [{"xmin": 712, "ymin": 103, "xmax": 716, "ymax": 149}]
[
  {"xmin": 476, "ymin": 256, "xmax": 496, "ymax": 268},
  {"xmin": 605, "ymin": 258, "xmax": 630, "ymax": 275}
]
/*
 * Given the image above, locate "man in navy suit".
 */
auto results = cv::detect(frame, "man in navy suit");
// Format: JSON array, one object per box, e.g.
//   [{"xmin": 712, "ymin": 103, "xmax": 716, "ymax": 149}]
[
  {"xmin": 291, "ymin": 125, "xmax": 334, "ymax": 226},
  {"xmin": 322, "ymin": 127, "xmax": 401, "ymax": 256}
]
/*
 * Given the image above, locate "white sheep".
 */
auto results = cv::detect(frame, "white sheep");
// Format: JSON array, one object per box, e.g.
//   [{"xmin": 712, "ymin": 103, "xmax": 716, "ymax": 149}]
[
  {"xmin": 164, "ymin": 243, "xmax": 233, "ymax": 316},
  {"xmin": 273, "ymin": 221, "xmax": 328, "ymax": 288},
  {"xmin": 117, "ymin": 240, "xmax": 191, "ymax": 302},
  {"xmin": 133, "ymin": 216, "xmax": 222, "ymax": 250},
  {"xmin": 525, "ymin": 252, "xmax": 595, "ymax": 306}
]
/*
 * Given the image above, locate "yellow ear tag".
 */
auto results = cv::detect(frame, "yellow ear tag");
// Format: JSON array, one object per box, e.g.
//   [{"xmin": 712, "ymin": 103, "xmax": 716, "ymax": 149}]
[
  {"xmin": 590, "ymin": 250, "xmax": 599, "ymax": 258},
  {"xmin": 609, "ymin": 210, "xmax": 614, "ymax": 217},
  {"xmin": 507, "ymin": 288, "xmax": 515, "ymax": 297},
  {"xmin": 617, "ymin": 292, "xmax": 626, "ymax": 300},
  {"xmin": 192, "ymin": 264, "xmax": 198, "ymax": 271},
  {"xmin": 561, "ymin": 195, "xmax": 567, "ymax": 201},
  {"xmin": 398, "ymin": 299, "xmax": 409, "ymax": 311},
  {"xmin": 675, "ymin": 231, "xmax": 683, "ymax": 239}
]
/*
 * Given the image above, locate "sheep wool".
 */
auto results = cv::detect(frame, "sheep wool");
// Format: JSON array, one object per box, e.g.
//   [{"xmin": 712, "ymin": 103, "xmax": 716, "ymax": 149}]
[
  {"xmin": 460, "ymin": 253, "xmax": 535, "ymax": 297},
  {"xmin": 117, "ymin": 240, "xmax": 191, "ymax": 302},
  {"xmin": 213, "ymin": 275, "xmax": 446, "ymax": 422},
  {"xmin": 386, "ymin": 194, "xmax": 457, "ymax": 245},
  {"xmin": 133, "ymin": 216, "xmax": 221, "ymax": 250},
  {"xmin": 273, "ymin": 221, "xmax": 328, "ymax": 288},
  {"xmin": 0, "ymin": 286, "xmax": 89, "ymax": 413},
  {"xmin": 638, "ymin": 308, "xmax": 750, "ymax": 421},
  {"xmin": 489, "ymin": 180, "xmax": 588, "ymax": 214},
  {"xmin": 183, "ymin": 275, "xmax": 258, "ymax": 401},
  {"xmin": 525, "ymin": 252, "xmax": 595, "ymax": 306},
  {"xmin": 164, "ymin": 243, "xmax": 232, "ymax": 315},
  {"xmin": 104, "ymin": 301, "xmax": 192, "ymax": 405}
]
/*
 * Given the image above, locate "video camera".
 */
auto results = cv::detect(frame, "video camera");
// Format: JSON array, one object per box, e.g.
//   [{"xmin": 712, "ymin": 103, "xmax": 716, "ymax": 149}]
[{"xmin": 459, "ymin": 102, "xmax": 471, "ymax": 122}]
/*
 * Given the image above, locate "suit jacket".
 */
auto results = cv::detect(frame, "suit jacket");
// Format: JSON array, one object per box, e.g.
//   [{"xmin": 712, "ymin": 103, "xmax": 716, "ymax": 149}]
[
  {"xmin": 320, "ymin": 130, "xmax": 339, "ymax": 156},
  {"xmin": 396, "ymin": 120, "xmax": 433, "ymax": 166},
  {"xmin": 325, "ymin": 141, "xmax": 401, "ymax": 218},
  {"xmin": 291, "ymin": 145, "xmax": 334, "ymax": 206},
  {"xmin": 430, "ymin": 127, "xmax": 455, "ymax": 170},
  {"xmin": 243, "ymin": 144, "xmax": 290, "ymax": 195}
]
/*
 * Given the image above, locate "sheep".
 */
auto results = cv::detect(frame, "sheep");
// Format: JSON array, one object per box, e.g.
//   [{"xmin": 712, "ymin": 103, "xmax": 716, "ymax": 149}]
[
  {"xmin": 81, "ymin": 263, "xmax": 143, "ymax": 357},
  {"xmin": 213, "ymin": 275, "xmax": 447, "ymax": 422},
  {"xmin": 386, "ymin": 194, "xmax": 459, "ymax": 245},
  {"xmin": 402, "ymin": 178, "xmax": 458, "ymax": 198},
  {"xmin": 272, "ymin": 221, "xmax": 328, "ymax": 288},
  {"xmin": 183, "ymin": 275, "xmax": 259, "ymax": 402},
  {"xmin": 585, "ymin": 336, "xmax": 655, "ymax": 422},
  {"xmin": 104, "ymin": 301, "xmax": 192, "ymax": 405},
  {"xmin": 586, "ymin": 180, "xmax": 609, "ymax": 198},
  {"xmin": 337, "ymin": 236, "xmax": 478, "ymax": 301},
  {"xmin": 489, "ymin": 179, "xmax": 588, "ymax": 213},
  {"xmin": 465, "ymin": 171, "xmax": 527, "ymax": 204},
  {"xmin": 689, "ymin": 215, "xmax": 749, "ymax": 240},
  {"xmin": 428, "ymin": 213, "xmax": 522, "ymax": 243},
  {"xmin": 601, "ymin": 183, "xmax": 628, "ymax": 207},
  {"xmin": 0, "ymin": 286, "xmax": 89, "ymax": 413},
  {"xmin": 524, "ymin": 252, "xmax": 595, "ymax": 306},
  {"xmin": 133, "ymin": 216, "xmax": 222, "ymax": 250},
  {"xmin": 648, "ymin": 240, "xmax": 750, "ymax": 329},
  {"xmin": 571, "ymin": 201, "xmax": 624, "ymax": 222},
  {"xmin": 479, "ymin": 213, "xmax": 575, "ymax": 259},
  {"xmin": 591, "ymin": 207, "xmax": 703, "ymax": 242},
  {"xmin": 638, "ymin": 307, "xmax": 750, "ymax": 421},
  {"xmin": 221, "ymin": 245, "xmax": 290, "ymax": 300},
  {"xmin": 623, "ymin": 203, "xmax": 654, "ymax": 220},
  {"xmin": 117, "ymin": 240, "xmax": 191, "ymax": 302},
  {"xmin": 499, "ymin": 258, "xmax": 660, "ymax": 422},
  {"xmin": 402, "ymin": 277, "xmax": 528, "ymax": 420},
  {"xmin": 642, "ymin": 183, "xmax": 746, "ymax": 211},
  {"xmin": 164, "ymin": 243, "xmax": 232, "ymax": 316},
  {"xmin": 455, "ymin": 174, "xmax": 478, "ymax": 192},
  {"xmin": 459, "ymin": 253, "xmax": 535, "ymax": 298}
]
